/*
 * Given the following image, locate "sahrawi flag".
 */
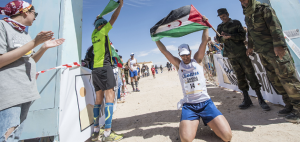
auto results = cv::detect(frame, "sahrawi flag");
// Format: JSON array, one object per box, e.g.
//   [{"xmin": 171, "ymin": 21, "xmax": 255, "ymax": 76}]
[
  {"xmin": 98, "ymin": 0, "xmax": 120, "ymax": 18},
  {"xmin": 150, "ymin": 5, "xmax": 212, "ymax": 41},
  {"xmin": 110, "ymin": 41, "xmax": 123, "ymax": 67}
]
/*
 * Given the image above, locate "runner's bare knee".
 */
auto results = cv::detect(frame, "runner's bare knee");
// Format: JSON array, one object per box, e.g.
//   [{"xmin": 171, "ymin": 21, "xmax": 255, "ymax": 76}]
[{"xmin": 105, "ymin": 88, "xmax": 115, "ymax": 103}]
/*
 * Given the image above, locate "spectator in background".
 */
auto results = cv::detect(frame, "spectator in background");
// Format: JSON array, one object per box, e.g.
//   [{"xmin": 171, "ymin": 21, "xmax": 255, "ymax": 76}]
[
  {"xmin": 167, "ymin": 62, "xmax": 171, "ymax": 72},
  {"xmin": 84, "ymin": 45, "xmax": 94, "ymax": 70},
  {"xmin": 151, "ymin": 65, "xmax": 156, "ymax": 79},
  {"xmin": 155, "ymin": 65, "xmax": 158, "ymax": 74},
  {"xmin": 124, "ymin": 65, "xmax": 129, "ymax": 85},
  {"xmin": 160, "ymin": 65, "xmax": 163, "ymax": 73},
  {"xmin": 146, "ymin": 65, "xmax": 150, "ymax": 76},
  {"xmin": 213, "ymin": 37, "xmax": 222, "ymax": 54},
  {"xmin": 137, "ymin": 64, "xmax": 141, "ymax": 81},
  {"xmin": 141, "ymin": 64, "xmax": 145, "ymax": 77}
]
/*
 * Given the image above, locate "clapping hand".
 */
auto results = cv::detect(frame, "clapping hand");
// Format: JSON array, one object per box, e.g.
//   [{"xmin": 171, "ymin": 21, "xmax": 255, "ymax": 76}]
[{"xmin": 42, "ymin": 38, "xmax": 65, "ymax": 49}]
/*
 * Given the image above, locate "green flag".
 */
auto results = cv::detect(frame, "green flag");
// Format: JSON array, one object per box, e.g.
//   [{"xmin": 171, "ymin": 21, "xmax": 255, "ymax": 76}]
[
  {"xmin": 110, "ymin": 41, "xmax": 123, "ymax": 65},
  {"xmin": 98, "ymin": 0, "xmax": 120, "ymax": 18}
]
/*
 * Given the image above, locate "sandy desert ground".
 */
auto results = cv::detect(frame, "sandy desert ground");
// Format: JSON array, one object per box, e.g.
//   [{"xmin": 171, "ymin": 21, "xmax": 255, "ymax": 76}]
[{"xmin": 92, "ymin": 69, "xmax": 300, "ymax": 142}]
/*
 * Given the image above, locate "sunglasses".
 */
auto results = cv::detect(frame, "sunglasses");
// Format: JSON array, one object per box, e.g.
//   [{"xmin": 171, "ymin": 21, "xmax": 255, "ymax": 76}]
[{"xmin": 33, "ymin": 12, "xmax": 38, "ymax": 18}]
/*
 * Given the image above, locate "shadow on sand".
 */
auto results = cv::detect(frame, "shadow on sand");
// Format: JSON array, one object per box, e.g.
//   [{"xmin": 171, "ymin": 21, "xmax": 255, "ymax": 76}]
[{"xmin": 102, "ymin": 84, "xmax": 287, "ymax": 142}]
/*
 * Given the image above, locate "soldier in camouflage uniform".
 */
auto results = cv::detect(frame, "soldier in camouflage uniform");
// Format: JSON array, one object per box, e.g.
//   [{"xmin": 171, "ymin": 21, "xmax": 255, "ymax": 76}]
[
  {"xmin": 241, "ymin": 0, "xmax": 300, "ymax": 122},
  {"xmin": 216, "ymin": 8, "xmax": 270, "ymax": 111},
  {"xmin": 124, "ymin": 65, "xmax": 129, "ymax": 84}
]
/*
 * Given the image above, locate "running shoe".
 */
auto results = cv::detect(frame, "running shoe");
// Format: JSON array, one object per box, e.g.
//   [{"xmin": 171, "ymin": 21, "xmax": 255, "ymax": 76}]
[
  {"xmin": 91, "ymin": 126, "xmax": 105, "ymax": 141},
  {"xmin": 101, "ymin": 131, "xmax": 124, "ymax": 142},
  {"xmin": 136, "ymin": 88, "xmax": 140, "ymax": 92},
  {"xmin": 133, "ymin": 88, "xmax": 136, "ymax": 92}
]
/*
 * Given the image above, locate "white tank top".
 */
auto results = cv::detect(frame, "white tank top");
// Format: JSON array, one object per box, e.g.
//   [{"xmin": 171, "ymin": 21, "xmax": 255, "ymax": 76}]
[
  {"xmin": 177, "ymin": 59, "xmax": 210, "ymax": 109},
  {"xmin": 130, "ymin": 58, "xmax": 137, "ymax": 71}
]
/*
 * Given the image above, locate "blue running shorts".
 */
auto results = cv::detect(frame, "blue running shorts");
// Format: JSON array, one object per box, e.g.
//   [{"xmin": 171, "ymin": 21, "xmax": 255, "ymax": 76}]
[
  {"xmin": 180, "ymin": 99, "xmax": 222, "ymax": 126},
  {"xmin": 129, "ymin": 70, "xmax": 138, "ymax": 77}
]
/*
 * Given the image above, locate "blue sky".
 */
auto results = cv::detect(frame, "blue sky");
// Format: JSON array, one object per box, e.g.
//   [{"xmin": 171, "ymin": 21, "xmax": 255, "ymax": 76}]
[{"xmin": 0, "ymin": 0, "xmax": 246, "ymax": 66}]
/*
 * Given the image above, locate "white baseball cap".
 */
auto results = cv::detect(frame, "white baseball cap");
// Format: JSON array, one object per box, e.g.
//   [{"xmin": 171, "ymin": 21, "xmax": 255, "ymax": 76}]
[
  {"xmin": 178, "ymin": 44, "xmax": 191, "ymax": 56},
  {"xmin": 130, "ymin": 53, "xmax": 134, "ymax": 56}
]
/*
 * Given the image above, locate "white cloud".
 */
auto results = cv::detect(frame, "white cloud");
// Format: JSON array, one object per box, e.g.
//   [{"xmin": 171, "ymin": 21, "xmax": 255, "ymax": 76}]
[
  {"xmin": 166, "ymin": 45, "xmax": 177, "ymax": 51},
  {"xmin": 125, "ymin": 0, "xmax": 152, "ymax": 7},
  {"xmin": 151, "ymin": 48, "xmax": 160, "ymax": 53},
  {"xmin": 137, "ymin": 52, "xmax": 151, "ymax": 57},
  {"xmin": 190, "ymin": 42, "xmax": 201, "ymax": 50},
  {"xmin": 137, "ymin": 44, "xmax": 178, "ymax": 57}
]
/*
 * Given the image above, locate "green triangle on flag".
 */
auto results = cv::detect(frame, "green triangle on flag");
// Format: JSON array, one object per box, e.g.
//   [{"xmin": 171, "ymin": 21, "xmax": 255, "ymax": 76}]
[{"xmin": 98, "ymin": 0, "xmax": 120, "ymax": 18}]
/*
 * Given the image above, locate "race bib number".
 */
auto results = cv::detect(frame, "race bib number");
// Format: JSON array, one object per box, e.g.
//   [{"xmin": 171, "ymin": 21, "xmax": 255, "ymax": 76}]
[{"xmin": 182, "ymin": 71, "xmax": 204, "ymax": 95}]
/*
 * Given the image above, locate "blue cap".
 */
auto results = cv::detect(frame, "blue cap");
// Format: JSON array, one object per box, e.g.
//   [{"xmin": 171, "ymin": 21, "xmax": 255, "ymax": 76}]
[{"xmin": 94, "ymin": 18, "xmax": 108, "ymax": 28}]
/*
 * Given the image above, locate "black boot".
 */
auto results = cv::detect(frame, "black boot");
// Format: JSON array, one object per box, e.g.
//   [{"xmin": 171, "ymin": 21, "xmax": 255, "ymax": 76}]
[
  {"xmin": 239, "ymin": 91, "xmax": 253, "ymax": 109},
  {"xmin": 285, "ymin": 109, "xmax": 300, "ymax": 123},
  {"xmin": 255, "ymin": 89, "xmax": 271, "ymax": 111},
  {"xmin": 278, "ymin": 105, "xmax": 293, "ymax": 117}
]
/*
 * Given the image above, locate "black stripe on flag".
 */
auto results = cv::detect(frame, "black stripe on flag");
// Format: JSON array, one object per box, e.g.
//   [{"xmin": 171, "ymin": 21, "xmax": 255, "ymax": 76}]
[{"xmin": 150, "ymin": 5, "xmax": 191, "ymax": 36}]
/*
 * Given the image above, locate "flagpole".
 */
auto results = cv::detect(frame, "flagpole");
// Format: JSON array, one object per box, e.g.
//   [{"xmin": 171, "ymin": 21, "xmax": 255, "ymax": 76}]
[{"xmin": 211, "ymin": 27, "xmax": 221, "ymax": 37}]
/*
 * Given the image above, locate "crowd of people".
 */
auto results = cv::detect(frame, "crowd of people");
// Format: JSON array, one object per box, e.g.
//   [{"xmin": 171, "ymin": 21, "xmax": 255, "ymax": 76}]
[{"xmin": 1, "ymin": 0, "xmax": 300, "ymax": 142}]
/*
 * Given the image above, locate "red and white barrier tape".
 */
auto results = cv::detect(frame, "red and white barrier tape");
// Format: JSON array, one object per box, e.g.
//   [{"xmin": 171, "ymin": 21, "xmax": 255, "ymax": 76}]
[
  {"xmin": 35, "ymin": 62, "xmax": 80, "ymax": 79},
  {"xmin": 37, "ymin": 62, "xmax": 81, "ymax": 74}
]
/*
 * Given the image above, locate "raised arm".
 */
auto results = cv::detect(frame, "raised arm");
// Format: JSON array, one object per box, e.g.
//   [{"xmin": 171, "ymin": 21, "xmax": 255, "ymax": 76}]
[
  {"xmin": 155, "ymin": 40, "xmax": 181, "ymax": 69},
  {"xmin": 194, "ymin": 29, "xmax": 209, "ymax": 63},
  {"xmin": 109, "ymin": 0, "xmax": 123, "ymax": 26}
]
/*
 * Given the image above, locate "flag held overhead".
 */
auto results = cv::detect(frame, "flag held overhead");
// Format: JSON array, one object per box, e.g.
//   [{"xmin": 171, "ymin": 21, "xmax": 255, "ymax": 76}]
[
  {"xmin": 98, "ymin": 0, "xmax": 120, "ymax": 18},
  {"xmin": 150, "ymin": 5, "xmax": 212, "ymax": 41}
]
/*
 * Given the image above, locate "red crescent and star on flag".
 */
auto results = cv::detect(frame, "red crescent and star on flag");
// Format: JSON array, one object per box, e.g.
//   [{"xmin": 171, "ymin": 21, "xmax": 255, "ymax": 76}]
[{"xmin": 168, "ymin": 20, "xmax": 182, "ymax": 28}]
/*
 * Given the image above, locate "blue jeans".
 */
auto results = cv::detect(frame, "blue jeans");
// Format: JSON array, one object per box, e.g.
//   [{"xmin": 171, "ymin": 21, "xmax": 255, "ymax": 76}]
[
  {"xmin": 0, "ymin": 102, "xmax": 31, "ymax": 142},
  {"xmin": 117, "ymin": 87, "xmax": 121, "ymax": 99}
]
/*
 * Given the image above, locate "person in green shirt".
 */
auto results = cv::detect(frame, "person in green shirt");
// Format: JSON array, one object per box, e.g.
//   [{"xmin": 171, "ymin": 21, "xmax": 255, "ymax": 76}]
[{"xmin": 91, "ymin": 0, "xmax": 124, "ymax": 141}]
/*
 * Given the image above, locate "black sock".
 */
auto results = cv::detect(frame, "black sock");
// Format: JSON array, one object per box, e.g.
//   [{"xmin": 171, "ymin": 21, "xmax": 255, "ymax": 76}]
[
  {"xmin": 131, "ymin": 82, "xmax": 135, "ymax": 89},
  {"xmin": 135, "ymin": 81, "xmax": 138, "ymax": 88}
]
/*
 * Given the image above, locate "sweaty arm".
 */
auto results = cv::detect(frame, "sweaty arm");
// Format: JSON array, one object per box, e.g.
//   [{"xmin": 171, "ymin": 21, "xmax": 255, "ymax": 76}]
[
  {"xmin": 263, "ymin": 7, "xmax": 286, "ymax": 48},
  {"xmin": 155, "ymin": 40, "xmax": 181, "ymax": 69},
  {"xmin": 194, "ymin": 29, "xmax": 209, "ymax": 63}
]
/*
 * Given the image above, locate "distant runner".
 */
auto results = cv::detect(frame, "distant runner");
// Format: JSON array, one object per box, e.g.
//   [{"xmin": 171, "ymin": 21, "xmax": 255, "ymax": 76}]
[
  {"xmin": 128, "ymin": 53, "xmax": 140, "ymax": 92},
  {"xmin": 151, "ymin": 65, "xmax": 156, "ymax": 79}
]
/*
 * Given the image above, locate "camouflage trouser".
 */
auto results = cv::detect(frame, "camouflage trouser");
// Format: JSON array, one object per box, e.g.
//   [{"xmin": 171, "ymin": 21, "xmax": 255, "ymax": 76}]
[
  {"xmin": 229, "ymin": 55, "xmax": 261, "ymax": 91},
  {"xmin": 124, "ymin": 72, "xmax": 129, "ymax": 83},
  {"xmin": 258, "ymin": 49, "xmax": 300, "ymax": 109}
]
